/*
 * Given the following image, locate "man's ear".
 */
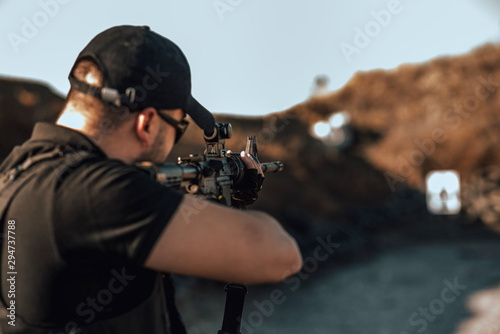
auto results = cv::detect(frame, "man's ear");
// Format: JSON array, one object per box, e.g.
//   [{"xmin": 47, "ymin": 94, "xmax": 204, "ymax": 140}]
[{"xmin": 135, "ymin": 107, "xmax": 157, "ymax": 147}]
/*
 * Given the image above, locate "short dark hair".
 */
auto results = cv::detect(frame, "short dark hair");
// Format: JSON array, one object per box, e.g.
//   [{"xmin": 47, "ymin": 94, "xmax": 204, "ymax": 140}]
[{"xmin": 65, "ymin": 58, "xmax": 131, "ymax": 130}]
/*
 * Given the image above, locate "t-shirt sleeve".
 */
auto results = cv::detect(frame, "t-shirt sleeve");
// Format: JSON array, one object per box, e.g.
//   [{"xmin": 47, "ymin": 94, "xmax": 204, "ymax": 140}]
[{"xmin": 54, "ymin": 159, "xmax": 184, "ymax": 266}]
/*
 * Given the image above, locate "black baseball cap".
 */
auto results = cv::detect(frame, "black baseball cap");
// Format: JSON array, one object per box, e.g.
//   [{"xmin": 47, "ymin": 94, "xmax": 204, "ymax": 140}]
[{"xmin": 68, "ymin": 25, "xmax": 215, "ymax": 136}]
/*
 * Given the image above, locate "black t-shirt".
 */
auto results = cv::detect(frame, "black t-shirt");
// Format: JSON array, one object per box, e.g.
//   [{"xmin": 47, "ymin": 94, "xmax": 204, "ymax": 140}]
[{"xmin": 0, "ymin": 122, "xmax": 184, "ymax": 328}]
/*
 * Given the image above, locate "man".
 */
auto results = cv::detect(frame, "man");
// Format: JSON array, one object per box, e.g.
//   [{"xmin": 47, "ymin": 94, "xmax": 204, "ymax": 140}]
[{"xmin": 0, "ymin": 25, "xmax": 302, "ymax": 333}]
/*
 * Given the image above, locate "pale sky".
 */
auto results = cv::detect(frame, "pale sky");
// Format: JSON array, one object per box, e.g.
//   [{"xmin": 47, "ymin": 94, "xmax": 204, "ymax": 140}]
[{"xmin": 0, "ymin": 0, "xmax": 499, "ymax": 116}]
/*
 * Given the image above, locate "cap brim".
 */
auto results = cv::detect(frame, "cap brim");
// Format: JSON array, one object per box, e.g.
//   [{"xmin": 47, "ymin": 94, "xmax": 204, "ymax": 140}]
[{"xmin": 185, "ymin": 96, "xmax": 216, "ymax": 136}]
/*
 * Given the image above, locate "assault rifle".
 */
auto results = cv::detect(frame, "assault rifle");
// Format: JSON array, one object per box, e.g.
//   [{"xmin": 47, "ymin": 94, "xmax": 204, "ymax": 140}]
[
  {"xmin": 140, "ymin": 122, "xmax": 284, "ymax": 334},
  {"xmin": 138, "ymin": 122, "xmax": 284, "ymax": 207}
]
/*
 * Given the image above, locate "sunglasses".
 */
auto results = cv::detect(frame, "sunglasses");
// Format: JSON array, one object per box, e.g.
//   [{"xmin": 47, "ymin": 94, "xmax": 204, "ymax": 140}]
[{"xmin": 157, "ymin": 111, "xmax": 189, "ymax": 143}]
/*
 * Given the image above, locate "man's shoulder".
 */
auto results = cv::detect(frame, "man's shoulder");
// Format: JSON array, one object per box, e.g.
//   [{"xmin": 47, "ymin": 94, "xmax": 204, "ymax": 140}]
[
  {"xmin": 60, "ymin": 155, "xmax": 155, "ymax": 191},
  {"xmin": 55, "ymin": 155, "xmax": 177, "ymax": 222}
]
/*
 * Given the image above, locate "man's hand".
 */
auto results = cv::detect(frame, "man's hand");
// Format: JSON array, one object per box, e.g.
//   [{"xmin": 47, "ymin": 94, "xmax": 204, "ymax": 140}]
[
  {"xmin": 229, "ymin": 150, "xmax": 265, "ymax": 208},
  {"xmin": 240, "ymin": 151, "xmax": 264, "ymax": 177}
]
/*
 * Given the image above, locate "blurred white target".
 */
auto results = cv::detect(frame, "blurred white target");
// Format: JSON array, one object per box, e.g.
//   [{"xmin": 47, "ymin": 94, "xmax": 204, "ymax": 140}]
[
  {"xmin": 329, "ymin": 111, "xmax": 350, "ymax": 129},
  {"xmin": 312, "ymin": 121, "xmax": 331, "ymax": 138},
  {"xmin": 311, "ymin": 111, "xmax": 353, "ymax": 149},
  {"xmin": 426, "ymin": 170, "xmax": 461, "ymax": 215}
]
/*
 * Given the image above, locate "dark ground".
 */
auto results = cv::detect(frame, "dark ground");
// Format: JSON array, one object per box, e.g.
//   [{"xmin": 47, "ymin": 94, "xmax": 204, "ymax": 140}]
[{"xmin": 174, "ymin": 221, "xmax": 500, "ymax": 334}]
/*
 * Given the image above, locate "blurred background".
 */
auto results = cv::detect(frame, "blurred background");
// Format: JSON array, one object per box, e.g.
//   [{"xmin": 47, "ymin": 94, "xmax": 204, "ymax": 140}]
[{"xmin": 2, "ymin": 0, "xmax": 500, "ymax": 333}]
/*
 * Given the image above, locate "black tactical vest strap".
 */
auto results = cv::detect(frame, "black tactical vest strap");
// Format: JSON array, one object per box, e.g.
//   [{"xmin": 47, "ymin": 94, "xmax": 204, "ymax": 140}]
[
  {"xmin": 0, "ymin": 148, "xmax": 90, "ymax": 236},
  {"xmin": 0, "ymin": 149, "xmax": 92, "ymax": 332},
  {"xmin": 0, "ymin": 149, "xmax": 186, "ymax": 334}
]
